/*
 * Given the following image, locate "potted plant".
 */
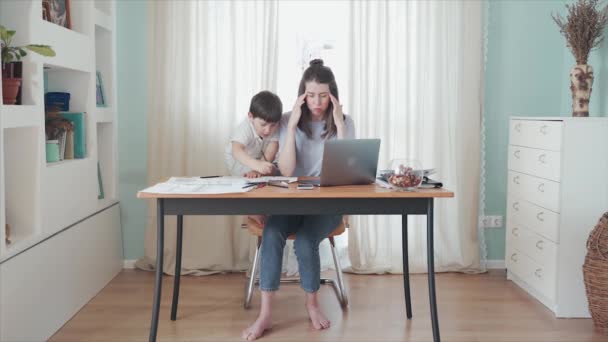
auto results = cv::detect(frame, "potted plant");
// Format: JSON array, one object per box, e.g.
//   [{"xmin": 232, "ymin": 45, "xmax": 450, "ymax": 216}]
[
  {"xmin": 552, "ymin": 0, "xmax": 608, "ymax": 117},
  {"xmin": 1, "ymin": 25, "xmax": 55, "ymax": 105}
]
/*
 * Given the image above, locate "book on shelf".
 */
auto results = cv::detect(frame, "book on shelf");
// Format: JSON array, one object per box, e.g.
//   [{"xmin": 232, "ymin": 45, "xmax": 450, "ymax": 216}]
[
  {"xmin": 45, "ymin": 115, "xmax": 73, "ymax": 162},
  {"xmin": 96, "ymin": 71, "xmax": 106, "ymax": 107},
  {"xmin": 58, "ymin": 112, "xmax": 86, "ymax": 159},
  {"xmin": 45, "ymin": 92, "xmax": 70, "ymax": 112},
  {"xmin": 97, "ymin": 161, "xmax": 105, "ymax": 199},
  {"xmin": 64, "ymin": 130, "xmax": 74, "ymax": 159}
]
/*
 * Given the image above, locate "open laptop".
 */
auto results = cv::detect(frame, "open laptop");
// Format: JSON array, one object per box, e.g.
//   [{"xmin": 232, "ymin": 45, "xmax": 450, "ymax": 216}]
[{"xmin": 301, "ymin": 139, "xmax": 381, "ymax": 186}]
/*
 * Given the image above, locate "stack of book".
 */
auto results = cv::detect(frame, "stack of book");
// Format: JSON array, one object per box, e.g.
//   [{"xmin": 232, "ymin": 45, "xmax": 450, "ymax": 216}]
[{"xmin": 45, "ymin": 112, "xmax": 86, "ymax": 161}]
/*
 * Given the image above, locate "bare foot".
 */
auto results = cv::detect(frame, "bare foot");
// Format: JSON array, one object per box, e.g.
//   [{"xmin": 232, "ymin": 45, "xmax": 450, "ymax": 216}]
[
  {"xmin": 242, "ymin": 315, "xmax": 272, "ymax": 341},
  {"xmin": 305, "ymin": 302, "xmax": 330, "ymax": 330}
]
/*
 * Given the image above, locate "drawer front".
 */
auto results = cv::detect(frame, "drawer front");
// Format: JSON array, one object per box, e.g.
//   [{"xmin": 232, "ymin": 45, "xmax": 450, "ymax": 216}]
[
  {"xmin": 507, "ymin": 170, "xmax": 561, "ymax": 213},
  {"xmin": 507, "ymin": 194, "xmax": 560, "ymax": 243},
  {"xmin": 507, "ymin": 221, "xmax": 557, "ymax": 269},
  {"xmin": 508, "ymin": 145, "xmax": 561, "ymax": 182},
  {"xmin": 506, "ymin": 246, "xmax": 534, "ymax": 282},
  {"xmin": 506, "ymin": 243, "xmax": 557, "ymax": 301},
  {"xmin": 510, "ymin": 119, "xmax": 563, "ymax": 151},
  {"xmin": 529, "ymin": 258, "xmax": 557, "ymax": 301}
]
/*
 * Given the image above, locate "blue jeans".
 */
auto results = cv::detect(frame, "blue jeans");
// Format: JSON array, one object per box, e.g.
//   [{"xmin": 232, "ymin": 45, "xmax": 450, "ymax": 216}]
[{"xmin": 259, "ymin": 215, "xmax": 342, "ymax": 293}]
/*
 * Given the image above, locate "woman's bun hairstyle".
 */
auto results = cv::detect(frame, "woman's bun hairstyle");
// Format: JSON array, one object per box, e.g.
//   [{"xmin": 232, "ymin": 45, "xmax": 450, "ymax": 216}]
[{"xmin": 309, "ymin": 59, "xmax": 324, "ymax": 67}]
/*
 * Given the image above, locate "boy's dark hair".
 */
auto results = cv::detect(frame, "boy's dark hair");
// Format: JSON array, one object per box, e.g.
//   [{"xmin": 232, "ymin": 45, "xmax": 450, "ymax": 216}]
[{"xmin": 249, "ymin": 91, "xmax": 283, "ymax": 123}]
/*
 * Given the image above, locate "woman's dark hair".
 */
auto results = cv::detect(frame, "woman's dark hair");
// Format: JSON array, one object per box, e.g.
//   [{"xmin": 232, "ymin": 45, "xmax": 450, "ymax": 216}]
[
  {"xmin": 297, "ymin": 59, "xmax": 340, "ymax": 139},
  {"xmin": 249, "ymin": 90, "xmax": 283, "ymax": 123}
]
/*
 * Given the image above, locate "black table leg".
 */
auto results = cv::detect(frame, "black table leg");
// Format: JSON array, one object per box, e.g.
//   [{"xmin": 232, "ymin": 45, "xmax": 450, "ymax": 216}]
[
  {"xmin": 427, "ymin": 198, "xmax": 440, "ymax": 342},
  {"xmin": 171, "ymin": 215, "xmax": 183, "ymax": 321},
  {"xmin": 149, "ymin": 199, "xmax": 164, "ymax": 342},
  {"xmin": 402, "ymin": 214, "xmax": 412, "ymax": 319}
]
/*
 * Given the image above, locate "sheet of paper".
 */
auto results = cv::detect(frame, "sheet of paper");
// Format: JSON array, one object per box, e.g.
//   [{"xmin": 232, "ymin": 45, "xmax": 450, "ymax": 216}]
[{"xmin": 140, "ymin": 177, "xmax": 255, "ymax": 194}]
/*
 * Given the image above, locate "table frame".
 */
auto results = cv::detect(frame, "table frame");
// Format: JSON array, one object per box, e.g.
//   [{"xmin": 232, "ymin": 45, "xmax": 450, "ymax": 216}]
[{"xmin": 146, "ymin": 196, "xmax": 441, "ymax": 342}]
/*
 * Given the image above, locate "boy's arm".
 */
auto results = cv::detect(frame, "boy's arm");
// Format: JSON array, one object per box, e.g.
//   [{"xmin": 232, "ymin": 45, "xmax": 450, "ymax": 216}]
[
  {"xmin": 232, "ymin": 142, "xmax": 274, "ymax": 175},
  {"xmin": 263, "ymin": 141, "xmax": 279, "ymax": 163}
]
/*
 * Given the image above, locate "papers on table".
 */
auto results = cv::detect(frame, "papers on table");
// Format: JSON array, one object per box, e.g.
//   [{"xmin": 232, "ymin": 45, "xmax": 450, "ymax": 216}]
[
  {"xmin": 245, "ymin": 176, "xmax": 298, "ymax": 184},
  {"xmin": 140, "ymin": 177, "xmax": 256, "ymax": 194}
]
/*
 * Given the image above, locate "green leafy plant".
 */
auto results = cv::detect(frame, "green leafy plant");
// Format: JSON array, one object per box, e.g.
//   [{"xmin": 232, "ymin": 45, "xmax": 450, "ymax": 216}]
[
  {"xmin": 1, "ymin": 25, "xmax": 55, "ymax": 70},
  {"xmin": 552, "ymin": 0, "xmax": 608, "ymax": 65}
]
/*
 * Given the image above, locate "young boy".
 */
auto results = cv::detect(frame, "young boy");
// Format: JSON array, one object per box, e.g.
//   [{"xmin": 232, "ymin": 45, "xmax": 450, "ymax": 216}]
[
  {"xmin": 225, "ymin": 91, "xmax": 282, "ymax": 227},
  {"xmin": 224, "ymin": 90, "xmax": 282, "ymax": 178}
]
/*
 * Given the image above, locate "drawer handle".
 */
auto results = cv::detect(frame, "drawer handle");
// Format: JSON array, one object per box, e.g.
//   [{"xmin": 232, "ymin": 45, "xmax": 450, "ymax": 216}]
[
  {"xmin": 511, "ymin": 253, "xmax": 518, "ymax": 262},
  {"xmin": 513, "ymin": 175, "xmax": 520, "ymax": 185},
  {"xmin": 512, "ymin": 227, "xmax": 519, "ymax": 237},
  {"xmin": 514, "ymin": 150, "xmax": 521, "ymax": 159},
  {"xmin": 539, "ymin": 125, "xmax": 548, "ymax": 135},
  {"xmin": 536, "ymin": 212, "xmax": 545, "ymax": 222},
  {"xmin": 536, "ymin": 240, "xmax": 544, "ymax": 250},
  {"xmin": 537, "ymin": 183, "xmax": 545, "ymax": 192},
  {"xmin": 534, "ymin": 268, "xmax": 542, "ymax": 278},
  {"xmin": 512, "ymin": 202, "xmax": 520, "ymax": 211},
  {"xmin": 515, "ymin": 123, "xmax": 522, "ymax": 132},
  {"xmin": 538, "ymin": 154, "xmax": 547, "ymax": 164}
]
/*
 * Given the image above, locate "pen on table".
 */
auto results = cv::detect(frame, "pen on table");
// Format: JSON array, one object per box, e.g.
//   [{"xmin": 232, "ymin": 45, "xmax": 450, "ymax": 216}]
[{"xmin": 200, "ymin": 175, "xmax": 221, "ymax": 178}]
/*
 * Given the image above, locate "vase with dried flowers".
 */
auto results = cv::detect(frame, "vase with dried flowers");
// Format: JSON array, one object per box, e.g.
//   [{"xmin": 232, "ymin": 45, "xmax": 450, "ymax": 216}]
[{"xmin": 552, "ymin": 0, "xmax": 608, "ymax": 117}]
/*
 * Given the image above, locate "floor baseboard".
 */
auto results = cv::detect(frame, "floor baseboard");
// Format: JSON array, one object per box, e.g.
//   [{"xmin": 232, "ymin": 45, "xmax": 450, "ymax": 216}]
[
  {"xmin": 486, "ymin": 259, "xmax": 505, "ymax": 269},
  {"xmin": 123, "ymin": 259, "xmax": 137, "ymax": 269}
]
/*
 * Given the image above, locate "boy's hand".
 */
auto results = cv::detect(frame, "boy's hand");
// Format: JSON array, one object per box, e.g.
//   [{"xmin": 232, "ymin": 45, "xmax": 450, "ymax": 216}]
[
  {"xmin": 255, "ymin": 161, "xmax": 275, "ymax": 175},
  {"xmin": 288, "ymin": 94, "xmax": 307, "ymax": 131},
  {"xmin": 244, "ymin": 170, "xmax": 262, "ymax": 178}
]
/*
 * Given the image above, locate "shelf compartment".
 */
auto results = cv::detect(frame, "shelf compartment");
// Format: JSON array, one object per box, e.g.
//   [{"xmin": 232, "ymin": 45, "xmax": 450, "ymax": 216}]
[
  {"xmin": 94, "ymin": 0, "xmax": 113, "ymax": 16},
  {"xmin": 96, "ymin": 122, "xmax": 115, "ymax": 201},
  {"xmin": 95, "ymin": 107, "xmax": 115, "ymax": 123},
  {"xmin": 36, "ymin": 20, "xmax": 92, "ymax": 73},
  {"xmin": 94, "ymin": 8, "xmax": 113, "ymax": 31},
  {"xmin": 2, "ymin": 126, "xmax": 41, "ymax": 256},
  {"xmin": 1, "ymin": 105, "xmax": 43, "ymax": 128},
  {"xmin": 95, "ymin": 26, "xmax": 114, "ymax": 109}
]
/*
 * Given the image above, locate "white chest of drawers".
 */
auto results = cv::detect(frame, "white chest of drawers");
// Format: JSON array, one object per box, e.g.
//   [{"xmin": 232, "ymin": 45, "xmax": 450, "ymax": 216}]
[{"xmin": 506, "ymin": 116, "xmax": 608, "ymax": 318}]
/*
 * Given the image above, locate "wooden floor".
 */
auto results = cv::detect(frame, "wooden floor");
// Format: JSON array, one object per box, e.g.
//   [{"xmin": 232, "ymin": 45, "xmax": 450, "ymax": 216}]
[{"xmin": 50, "ymin": 269, "xmax": 606, "ymax": 342}]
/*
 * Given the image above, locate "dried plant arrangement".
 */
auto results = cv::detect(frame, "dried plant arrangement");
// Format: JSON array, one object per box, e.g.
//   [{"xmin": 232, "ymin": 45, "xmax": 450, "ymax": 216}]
[
  {"xmin": 552, "ymin": 0, "xmax": 608, "ymax": 65},
  {"xmin": 552, "ymin": 0, "xmax": 608, "ymax": 117}
]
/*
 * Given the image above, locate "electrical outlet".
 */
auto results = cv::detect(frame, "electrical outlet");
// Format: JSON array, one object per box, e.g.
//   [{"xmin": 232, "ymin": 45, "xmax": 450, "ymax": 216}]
[{"xmin": 479, "ymin": 215, "xmax": 503, "ymax": 228}]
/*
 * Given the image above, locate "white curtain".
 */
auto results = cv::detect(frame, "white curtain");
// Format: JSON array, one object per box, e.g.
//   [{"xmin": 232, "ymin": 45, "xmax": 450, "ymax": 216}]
[
  {"xmin": 347, "ymin": 0, "xmax": 485, "ymax": 274},
  {"xmin": 138, "ymin": 0, "xmax": 279, "ymax": 275}
]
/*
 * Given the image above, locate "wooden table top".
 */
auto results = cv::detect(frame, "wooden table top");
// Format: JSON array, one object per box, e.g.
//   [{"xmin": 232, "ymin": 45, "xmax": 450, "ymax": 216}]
[{"xmin": 137, "ymin": 178, "xmax": 454, "ymax": 199}]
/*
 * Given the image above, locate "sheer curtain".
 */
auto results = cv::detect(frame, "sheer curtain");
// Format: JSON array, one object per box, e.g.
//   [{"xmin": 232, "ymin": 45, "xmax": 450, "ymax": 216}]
[
  {"xmin": 137, "ymin": 0, "xmax": 278, "ymax": 275},
  {"xmin": 347, "ymin": 0, "xmax": 485, "ymax": 274}
]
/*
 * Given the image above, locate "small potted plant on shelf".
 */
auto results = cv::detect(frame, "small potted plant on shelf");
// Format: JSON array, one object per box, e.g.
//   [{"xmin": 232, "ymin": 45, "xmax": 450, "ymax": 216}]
[{"xmin": 1, "ymin": 25, "xmax": 55, "ymax": 105}]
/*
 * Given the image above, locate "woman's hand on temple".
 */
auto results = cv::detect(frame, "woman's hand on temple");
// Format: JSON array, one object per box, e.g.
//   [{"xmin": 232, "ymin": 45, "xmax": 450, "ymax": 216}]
[
  {"xmin": 330, "ymin": 94, "xmax": 345, "ymax": 130},
  {"xmin": 288, "ymin": 94, "xmax": 307, "ymax": 131}
]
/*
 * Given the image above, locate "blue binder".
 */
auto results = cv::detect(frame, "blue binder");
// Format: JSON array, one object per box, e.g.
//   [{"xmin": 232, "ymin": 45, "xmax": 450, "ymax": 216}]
[{"xmin": 58, "ymin": 112, "xmax": 86, "ymax": 158}]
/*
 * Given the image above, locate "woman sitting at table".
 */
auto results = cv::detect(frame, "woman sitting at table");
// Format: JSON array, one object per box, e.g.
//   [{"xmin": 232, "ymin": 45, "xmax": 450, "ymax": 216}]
[{"xmin": 242, "ymin": 59, "xmax": 355, "ymax": 340}]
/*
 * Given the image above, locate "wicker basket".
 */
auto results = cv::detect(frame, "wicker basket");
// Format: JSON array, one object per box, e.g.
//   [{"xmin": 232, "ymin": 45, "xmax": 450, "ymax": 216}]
[{"xmin": 583, "ymin": 211, "xmax": 608, "ymax": 334}]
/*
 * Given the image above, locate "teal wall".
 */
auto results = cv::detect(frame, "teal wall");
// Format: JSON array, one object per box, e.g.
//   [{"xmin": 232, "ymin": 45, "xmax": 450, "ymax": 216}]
[
  {"xmin": 115, "ymin": 1, "xmax": 608, "ymax": 261},
  {"xmin": 117, "ymin": 0, "xmax": 148, "ymax": 260},
  {"xmin": 483, "ymin": 0, "xmax": 608, "ymax": 260}
]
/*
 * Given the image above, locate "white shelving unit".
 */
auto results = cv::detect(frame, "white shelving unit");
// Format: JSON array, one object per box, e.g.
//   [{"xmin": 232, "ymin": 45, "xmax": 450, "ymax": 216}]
[{"xmin": 0, "ymin": 1, "xmax": 122, "ymax": 340}]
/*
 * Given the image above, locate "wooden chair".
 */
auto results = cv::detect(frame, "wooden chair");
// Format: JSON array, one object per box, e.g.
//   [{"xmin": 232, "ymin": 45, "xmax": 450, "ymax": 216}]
[{"xmin": 243, "ymin": 217, "xmax": 349, "ymax": 309}]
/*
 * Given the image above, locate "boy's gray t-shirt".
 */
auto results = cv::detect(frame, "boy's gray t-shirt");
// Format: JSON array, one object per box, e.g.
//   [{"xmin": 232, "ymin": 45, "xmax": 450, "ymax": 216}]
[
  {"xmin": 224, "ymin": 118, "xmax": 279, "ymax": 176},
  {"xmin": 279, "ymin": 112, "xmax": 356, "ymax": 177}
]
